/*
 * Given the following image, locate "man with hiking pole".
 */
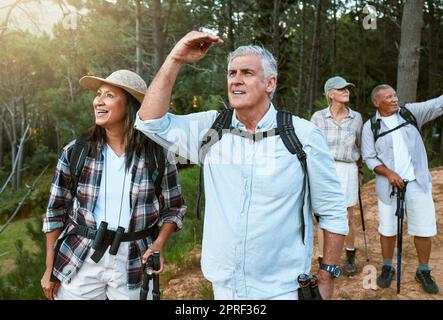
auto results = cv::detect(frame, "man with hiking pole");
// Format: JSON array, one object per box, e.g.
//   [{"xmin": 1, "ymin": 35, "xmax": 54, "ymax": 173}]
[{"xmin": 362, "ymin": 84, "xmax": 442, "ymax": 294}]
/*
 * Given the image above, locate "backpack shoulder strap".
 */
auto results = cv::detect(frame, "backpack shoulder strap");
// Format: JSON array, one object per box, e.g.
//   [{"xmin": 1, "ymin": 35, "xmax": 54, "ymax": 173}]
[
  {"xmin": 68, "ymin": 132, "xmax": 91, "ymax": 197},
  {"xmin": 276, "ymin": 110, "xmax": 306, "ymax": 162},
  {"xmin": 199, "ymin": 108, "xmax": 234, "ymax": 163},
  {"xmin": 195, "ymin": 108, "xmax": 233, "ymax": 219},
  {"xmin": 144, "ymin": 139, "xmax": 166, "ymax": 209},
  {"xmin": 399, "ymin": 106, "xmax": 419, "ymax": 131},
  {"xmin": 370, "ymin": 114, "xmax": 381, "ymax": 142},
  {"xmin": 276, "ymin": 110, "xmax": 309, "ymax": 244}
]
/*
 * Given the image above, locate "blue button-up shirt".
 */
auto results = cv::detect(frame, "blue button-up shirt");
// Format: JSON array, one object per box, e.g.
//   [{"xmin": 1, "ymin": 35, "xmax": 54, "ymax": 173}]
[
  {"xmin": 135, "ymin": 104, "xmax": 348, "ymax": 299},
  {"xmin": 362, "ymin": 95, "xmax": 443, "ymax": 204}
]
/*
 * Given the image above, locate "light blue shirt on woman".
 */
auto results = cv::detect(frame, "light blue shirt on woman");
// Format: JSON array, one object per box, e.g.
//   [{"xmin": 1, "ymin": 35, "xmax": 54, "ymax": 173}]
[{"xmin": 134, "ymin": 104, "xmax": 348, "ymax": 299}]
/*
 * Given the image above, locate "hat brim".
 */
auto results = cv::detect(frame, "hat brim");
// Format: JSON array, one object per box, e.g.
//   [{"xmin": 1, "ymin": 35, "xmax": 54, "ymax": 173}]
[
  {"xmin": 79, "ymin": 76, "xmax": 145, "ymax": 103},
  {"xmin": 336, "ymin": 82, "xmax": 355, "ymax": 89}
]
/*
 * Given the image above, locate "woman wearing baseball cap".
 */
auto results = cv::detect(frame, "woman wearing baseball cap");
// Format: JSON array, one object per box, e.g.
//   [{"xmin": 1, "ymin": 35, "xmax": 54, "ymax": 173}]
[
  {"xmin": 311, "ymin": 76, "xmax": 363, "ymax": 277},
  {"xmin": 41, "ymin": 70, "xmax": 186, "ymax": 300}
]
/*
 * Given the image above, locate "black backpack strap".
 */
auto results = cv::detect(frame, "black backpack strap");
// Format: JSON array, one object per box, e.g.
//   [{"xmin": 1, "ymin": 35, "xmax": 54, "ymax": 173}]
[
  {"xmin": 199, "ymin": 109, "xmax": 234, "ymax": 164},
  {"xmin": 399, "ymin": 106, "xmax": 419, "ymax": 132},
  {"xmin": 276, "ymin": 110, "xmax": 309, "ymax": 244},
  {"xmin": 371, "ymin": 106, "xmax": 420, "ymax": 143},
  {"xmin": 370, "ymin": 114, "xmax": 381, "ymax": 142},
  {"xmin": 195, "ymin": 109, "xmax": 234, "ymax": 219},
  {"xmin": 68, "ymin": 132, "xmax": 91, "ymax": 198},
  {"xmin": 145, "ymin": 140, "xmax": 166, "ymax": 210}
]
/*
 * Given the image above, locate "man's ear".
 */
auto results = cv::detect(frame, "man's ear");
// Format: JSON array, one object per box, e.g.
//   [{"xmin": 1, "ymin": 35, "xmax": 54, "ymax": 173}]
[
  {"xmin": 266, "ymin": 76, "xmax": 277, "ymax": 94},
  {"xmin": 373, "ymin": 99, "xmax": 379, "ymax": 108}
]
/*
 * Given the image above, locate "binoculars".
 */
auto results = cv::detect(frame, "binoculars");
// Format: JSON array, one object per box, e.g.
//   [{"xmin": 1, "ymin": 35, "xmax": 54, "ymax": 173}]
[{"xmin": 297, "ymin": 273, "xmax": 322, "ymax": 300}]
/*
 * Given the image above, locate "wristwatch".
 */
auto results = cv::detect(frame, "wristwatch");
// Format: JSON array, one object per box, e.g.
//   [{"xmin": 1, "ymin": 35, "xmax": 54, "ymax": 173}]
[{"xmin": 319, "ymin": 264, "xmax": 341, "ymax": 278}]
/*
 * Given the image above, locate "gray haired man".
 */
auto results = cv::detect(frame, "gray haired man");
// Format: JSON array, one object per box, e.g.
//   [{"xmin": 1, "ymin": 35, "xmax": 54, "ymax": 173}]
[
  {"xmin": 361, "ymin": 84, "xmax": 443, "ymax": 294},
  {"xmin": 134, "ymin": 31, "xmax": 348, "ymax": 299}
]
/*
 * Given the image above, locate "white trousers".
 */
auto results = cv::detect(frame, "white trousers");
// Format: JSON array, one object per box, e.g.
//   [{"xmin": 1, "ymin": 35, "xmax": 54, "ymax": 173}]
[{"xmin": 55, "ymin": 242, "xmax": 149, "ymax": 300}]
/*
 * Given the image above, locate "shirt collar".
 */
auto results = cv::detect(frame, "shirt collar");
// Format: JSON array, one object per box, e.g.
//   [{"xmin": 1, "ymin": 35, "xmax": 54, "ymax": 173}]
[
  {"xmin": 324, "ymin": 106, "xmax": 356, "ymax": 119},
  {"xmin": 232, "ymin": 103, "xmax": 277, "ymax": 131},
  {"xmin": 375, "ymin": 108, "xmax": 400, "ymax": 120}
]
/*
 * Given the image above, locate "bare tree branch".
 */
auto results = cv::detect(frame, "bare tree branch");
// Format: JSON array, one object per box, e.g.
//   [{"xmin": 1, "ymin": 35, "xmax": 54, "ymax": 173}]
[
  {"xmin": 0, "ymin": 0, "xmax": 24, "ymax": 38},
  {"xmin": 0, "ymin": 124, "xmax": 30, "ymax": 195},
  {"xmin": 0, "ymin": 163, "xmax": 49, "ymax": 236}
]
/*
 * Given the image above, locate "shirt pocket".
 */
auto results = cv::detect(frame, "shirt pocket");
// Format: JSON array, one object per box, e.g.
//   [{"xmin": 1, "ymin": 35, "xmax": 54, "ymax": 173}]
[
  {"xmin": 341, "ymin": 126, "xmax": 358, "ymax": 148},
  {"xmin": 255, "ymin": 151, "xmax": 302, "ymax": 197}
]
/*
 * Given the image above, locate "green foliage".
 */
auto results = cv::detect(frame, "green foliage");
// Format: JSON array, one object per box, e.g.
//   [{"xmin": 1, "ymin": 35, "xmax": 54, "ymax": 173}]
[
  {"xmin": 0, "ymin": 171, "xmax": 53, "ymax": 224},
  {"xmin": 198, "ymin": 280, "xmax": 214, "ymax": 300},
  {"xmin": 0, "ymin": 214, "xmax": 46, "ymax": 300},
  {"xmin": 0, "ymin": 218, "xmax": 40, "ymax": 267}
]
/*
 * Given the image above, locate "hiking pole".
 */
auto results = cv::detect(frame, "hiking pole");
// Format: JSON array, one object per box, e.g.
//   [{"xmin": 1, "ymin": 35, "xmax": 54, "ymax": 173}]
[
  {"xmin": 358, "ymin": 188, "xmax": 370, "ymax": 262},
  {"xmin": 394, "ymin": 180, "xmax": 408, "ymax": 294},
  {"xmin": 140, "ymin": 250, "xmax": 161, "ymax": 300},
  {"xmin": 152, "ymin": 251, "xmax": 161, "ymax": 300}
]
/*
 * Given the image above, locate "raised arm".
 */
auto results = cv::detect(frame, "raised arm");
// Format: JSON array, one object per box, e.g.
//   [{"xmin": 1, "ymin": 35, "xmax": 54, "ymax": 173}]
[{"xmin": 139, "ymin": 31, "xmax": 224, "ymax": 121}]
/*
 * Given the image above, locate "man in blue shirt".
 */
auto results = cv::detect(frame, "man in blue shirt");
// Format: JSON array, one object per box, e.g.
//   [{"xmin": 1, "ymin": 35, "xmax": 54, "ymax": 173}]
[
  {"xmin": 135, "ymin": 31, "xmax": 348, "ymax": 299},
  {"xmin": 362, "ymin": 84, "xmax": 442, "ymax": 294}
]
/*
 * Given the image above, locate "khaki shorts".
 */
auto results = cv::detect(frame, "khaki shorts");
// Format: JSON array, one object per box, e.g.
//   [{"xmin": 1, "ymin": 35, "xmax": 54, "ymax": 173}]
[{"xmin": 377, "ymin": 181, "xmax": 437, "ymax": 237}]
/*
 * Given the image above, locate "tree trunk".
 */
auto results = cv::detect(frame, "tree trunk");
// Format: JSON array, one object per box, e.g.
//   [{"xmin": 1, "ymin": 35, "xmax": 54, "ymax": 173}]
[
  {"xmin": 135, "ymin": 0, "xmax": 142, "ymax": 74},
  {"xmin": 307, "ymin": 0, "xmax": 322, "ymax": 114},
  {"xmin": 331, "ymin": 0, "xmax": 337, "ymax": 74},
  {"xmin": 296, "ymin": 2, "xmax": 305, "ymax": 115},
  {"xmin": 272, "ymin": 0, "xmax": 281, "ymax": 102},
  {"xmin": 152, "ymin": 0, "xmax": 166, "ymax": 72},
  {"xmin": 11, "ymin": 101, "xmax": 18, "ymax": 190},
  {"xmin": 356, "ymin": 0, "xmax": 366, "ymax": 110},
  {"xmin": 0, "ymin": 109, "xmax": 3, "ymax": 167},
  {"xmin": 272, "ymin": 0, "xmax": 281, "ymax": 57},
  {"xmin": 226, "ymin": 0, "xmax": 235, "ymax": 52},
  {"xmin": 426, "ymin": 0, "xmax": 443, "ymax": 164},
  {"xmin": 396, "ymin": 0, "xmax": 424, "ymax": 105},
  {"xmin": 15, "ymin": 97, "xmax": 27, "ymax": 189},
  {"xmin": 426, "ymin": 0, "xmax": 439, "ymax": 98}
]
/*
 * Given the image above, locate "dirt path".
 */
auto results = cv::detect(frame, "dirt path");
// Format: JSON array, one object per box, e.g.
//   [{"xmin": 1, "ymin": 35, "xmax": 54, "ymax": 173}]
[{"xmin": 162, "ymin": 168, "xmax": 443, "ymax": 300}]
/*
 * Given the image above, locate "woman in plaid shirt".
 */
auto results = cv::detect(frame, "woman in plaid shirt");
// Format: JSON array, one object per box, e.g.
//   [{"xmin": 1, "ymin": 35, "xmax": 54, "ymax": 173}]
[
  {"xmin": 40, "ymin": 70, "xmax": 186, "ymax": 300},
  {"xmin": 311, "ymin": 76, "xmax": 363, "ymax": 277}
]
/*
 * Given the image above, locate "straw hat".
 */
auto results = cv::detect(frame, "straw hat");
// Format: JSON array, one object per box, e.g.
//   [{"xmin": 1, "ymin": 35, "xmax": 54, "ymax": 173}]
[{"xmin": 79, "ymin": 69, "xmax": 147, "ymax": 103}]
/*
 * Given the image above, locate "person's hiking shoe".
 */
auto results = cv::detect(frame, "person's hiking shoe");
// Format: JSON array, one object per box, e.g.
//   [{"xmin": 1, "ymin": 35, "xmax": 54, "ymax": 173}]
[
  {"xmin": 377, "ymin": 265, "xmax": 395, "ymax": 288},
  {"xmin": 415, "ymin": 269, "xmax": 439, "ymax": 294},
  {"xmin": 344, "ymin": 249, "xmax": 357, "ymax": 276}
]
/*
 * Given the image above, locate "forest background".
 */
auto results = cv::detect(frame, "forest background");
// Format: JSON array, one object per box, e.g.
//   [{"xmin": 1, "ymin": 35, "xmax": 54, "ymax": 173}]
[{"xmin": 0, "ymin": 0, "xmax": 442, "ymax": 299}]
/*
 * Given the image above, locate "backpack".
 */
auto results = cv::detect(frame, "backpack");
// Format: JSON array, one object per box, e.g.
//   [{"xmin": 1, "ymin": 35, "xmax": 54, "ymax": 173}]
[
  {"xmin": 370, "ymin": 106, "xmax": 420, "ymax": 142},
  {"xmin": 195, "ymin": 108, "xmax": 310, "ymax": 243},
  {"xmin": 68, "ymin": 133, "xmax": 166, "ymax": 208},
  {"xmin": 50, "ymin": 134, "xmax": 166, "ymax": 282}
]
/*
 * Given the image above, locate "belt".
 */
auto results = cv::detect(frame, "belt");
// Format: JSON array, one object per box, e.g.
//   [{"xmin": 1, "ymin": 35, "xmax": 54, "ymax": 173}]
[{"xmin": 62, "ymin": 218, "xmax": 157, "ymax": 263}]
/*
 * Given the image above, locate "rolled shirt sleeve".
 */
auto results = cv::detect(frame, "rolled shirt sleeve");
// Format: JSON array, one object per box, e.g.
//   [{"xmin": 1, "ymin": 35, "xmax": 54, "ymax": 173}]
[{"xmin": 156, "ymin": 154, "xmax": 187, "ymax": 230}]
